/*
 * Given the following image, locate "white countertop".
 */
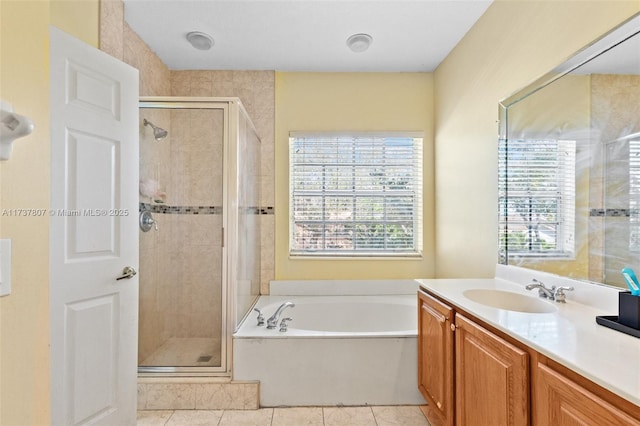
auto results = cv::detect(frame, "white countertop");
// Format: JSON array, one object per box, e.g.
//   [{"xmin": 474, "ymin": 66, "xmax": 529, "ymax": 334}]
[{"xmin": 416, "ymin": 267, "xmax": 640, "ymax": 407}]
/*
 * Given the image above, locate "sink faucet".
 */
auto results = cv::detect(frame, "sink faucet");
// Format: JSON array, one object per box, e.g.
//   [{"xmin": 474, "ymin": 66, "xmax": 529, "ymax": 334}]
[
  {"xmin": 525, "ymin": 279, "xmax": 556, "ymax": 300},
  {"xmin": 267, "ymin": 302, "xmax": 295, "ymax": 329}
]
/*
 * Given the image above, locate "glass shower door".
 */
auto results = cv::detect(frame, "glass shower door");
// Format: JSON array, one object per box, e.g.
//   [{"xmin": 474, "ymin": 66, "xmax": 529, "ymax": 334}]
[{"xmin": 138, "ymin": 102, "xmax": 228, "ymax": 373}]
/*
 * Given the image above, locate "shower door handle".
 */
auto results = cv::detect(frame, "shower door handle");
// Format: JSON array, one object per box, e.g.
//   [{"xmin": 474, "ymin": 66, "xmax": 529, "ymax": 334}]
[{"xmin": 116, "ymin": 266, "xmax": 137, "ymax": 281}]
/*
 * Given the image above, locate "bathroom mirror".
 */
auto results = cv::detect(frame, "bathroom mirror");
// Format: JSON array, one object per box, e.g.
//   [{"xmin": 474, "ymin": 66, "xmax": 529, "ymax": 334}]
[{"xmin": 499, "ymin": 13, "xmax": 640, "ymax": 289}]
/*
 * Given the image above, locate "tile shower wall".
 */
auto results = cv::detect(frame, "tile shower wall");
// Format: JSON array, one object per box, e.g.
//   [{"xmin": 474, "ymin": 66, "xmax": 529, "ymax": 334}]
[
  {"xmin": 165, "ymin": 108, "xmax": 224, "ymax": 342},
  {"xmin": 171, "ymin": 71, "xmax": 275, "ymax": 293},
  {"xmin": 99, "ymin": 0, "xmax": 172, "ymax": 96}
]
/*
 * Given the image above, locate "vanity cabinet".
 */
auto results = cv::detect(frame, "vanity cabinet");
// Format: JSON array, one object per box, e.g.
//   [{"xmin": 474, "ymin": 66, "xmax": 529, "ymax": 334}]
[
  {"xmin": 535, "ymin": 362, "xmax": 639, "ymax": 425},
  {"xmin": 418, "ymin": 287, "xmax": 640, "ymax": 426},
  {"xmin": 418, "ymin": 290, "xmax": 454, "ymax": 426},
  {"xmin": 418, "ymin": 290, "xmax": 529, "ymax": 426}
]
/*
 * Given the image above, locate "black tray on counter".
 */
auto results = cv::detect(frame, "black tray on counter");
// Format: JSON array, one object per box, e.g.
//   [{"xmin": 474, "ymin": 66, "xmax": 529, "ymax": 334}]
[{"xmin": 596, "ymin": 315, "xmax": 640, "ymax": 338}]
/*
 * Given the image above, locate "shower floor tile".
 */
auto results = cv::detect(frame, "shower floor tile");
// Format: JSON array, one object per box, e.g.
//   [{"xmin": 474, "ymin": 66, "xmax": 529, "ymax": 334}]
[{"xmin": 140, "ymin": 337, "xmax": 221, "ymax": 367}]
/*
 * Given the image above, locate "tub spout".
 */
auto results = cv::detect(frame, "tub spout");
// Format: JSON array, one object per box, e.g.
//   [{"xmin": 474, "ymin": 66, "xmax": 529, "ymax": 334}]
[{"xmin": 267, "ymin": 302, "xmax": 295, "ymax": 329}]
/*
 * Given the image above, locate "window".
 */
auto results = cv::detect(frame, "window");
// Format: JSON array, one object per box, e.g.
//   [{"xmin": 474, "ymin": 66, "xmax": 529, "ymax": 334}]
[
  {"xmin": 499, "ymin": 139, "xmax": 576, "ymax": 258},
  {"xmin": 616, "ymin": 138, "xmax": 640, "ymax": 252},
  {"xmin": 289, "ymin": 132, "xmax": 423, "ymax": 257}
]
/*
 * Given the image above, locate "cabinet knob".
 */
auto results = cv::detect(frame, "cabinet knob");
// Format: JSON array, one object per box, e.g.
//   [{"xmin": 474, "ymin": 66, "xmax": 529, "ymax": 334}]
[
  {"xmin": 436, "ymin": 401, "xmax": 442, "ymax": 409},
  {"xmin": 450, "ymin": 323, "xmax": 457, "ymax": 331}
]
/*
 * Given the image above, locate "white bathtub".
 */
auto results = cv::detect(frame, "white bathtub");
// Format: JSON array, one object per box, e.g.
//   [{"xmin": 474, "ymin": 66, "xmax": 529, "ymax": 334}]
[{"xmin": 233, "ymin": 281, "xmax": 426, "ymax": 407}]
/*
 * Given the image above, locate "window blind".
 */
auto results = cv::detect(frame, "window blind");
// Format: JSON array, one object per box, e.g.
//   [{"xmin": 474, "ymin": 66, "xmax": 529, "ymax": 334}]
[
  {"xmin": 628, "ymin": 140, "xmax": 640, "ymax": 251},
  {"xmin": 499, "ymin": 139, "xmax": 576, "ymax": 257},
  {"xmin": 289, "ymin": 133, "xmax": 423, "ymax": 256}
]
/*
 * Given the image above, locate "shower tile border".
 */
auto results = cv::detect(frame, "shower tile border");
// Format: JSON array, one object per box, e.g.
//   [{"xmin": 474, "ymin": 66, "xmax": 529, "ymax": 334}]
[{"xmin": 589, "ymin": 208, "xmax": 634, "ymax": 217}]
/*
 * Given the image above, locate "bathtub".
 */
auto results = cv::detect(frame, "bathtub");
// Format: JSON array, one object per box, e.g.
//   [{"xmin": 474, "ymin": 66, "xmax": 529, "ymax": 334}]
[{"xmin": 232, "ymin": 280, "xmax": 426, "ymax": 407}]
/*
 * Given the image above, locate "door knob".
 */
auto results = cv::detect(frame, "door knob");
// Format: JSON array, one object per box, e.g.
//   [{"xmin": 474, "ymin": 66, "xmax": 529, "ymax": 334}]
[{"xmin": 116, "ymin": 266, "xmax": 137, "ymax": 280}]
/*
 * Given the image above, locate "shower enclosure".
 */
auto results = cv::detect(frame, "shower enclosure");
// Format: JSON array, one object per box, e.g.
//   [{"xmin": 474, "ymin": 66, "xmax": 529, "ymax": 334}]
[{"xmin": 138, "ymin": 98, "xmax": 261, "ymax": 375}]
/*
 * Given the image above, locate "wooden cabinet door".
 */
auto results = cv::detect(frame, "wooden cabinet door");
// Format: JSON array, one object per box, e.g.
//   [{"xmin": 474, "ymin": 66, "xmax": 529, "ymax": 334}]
[
  {"xmin": 536, "ymin": 363, "xmax": 640, "ymax": 426},
  {"xmin": 455, "ymin": 314, "xmax": 529, "ymax": 426},
  {"xmin": 418, "ymin": 290, "xmax": 455, "ymax": 426}
]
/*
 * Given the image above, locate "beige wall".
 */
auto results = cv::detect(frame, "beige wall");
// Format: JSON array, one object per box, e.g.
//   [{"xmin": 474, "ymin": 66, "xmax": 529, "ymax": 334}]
[
  {"xmin": 275, "ymin": 72, "xmax": 435, "ymax": 279},
  {"xmin": 0, "ymin": 1, "xmax": 99, "ymax": 424},
  {"xmin": 433, "ymin": 0, "xmax": 640, "ymax": 278}
]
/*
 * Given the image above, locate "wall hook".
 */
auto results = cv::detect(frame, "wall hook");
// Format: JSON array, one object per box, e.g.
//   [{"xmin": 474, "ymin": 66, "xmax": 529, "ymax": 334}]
[{"xmin": 0, "ymin": 99, "xmax": 35, "ymax": 160}]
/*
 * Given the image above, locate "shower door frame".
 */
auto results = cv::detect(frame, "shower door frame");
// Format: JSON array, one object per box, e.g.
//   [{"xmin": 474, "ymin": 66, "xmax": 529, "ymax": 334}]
[{"xmin": 138, "ymin": 98, "xmax": 239, "ymax": 376}]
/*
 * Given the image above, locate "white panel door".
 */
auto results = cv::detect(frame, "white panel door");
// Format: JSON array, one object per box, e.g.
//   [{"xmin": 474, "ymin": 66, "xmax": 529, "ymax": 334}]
[{"xmin": 49, "ymin": 26, "xmax": 139, "ymax": 426}]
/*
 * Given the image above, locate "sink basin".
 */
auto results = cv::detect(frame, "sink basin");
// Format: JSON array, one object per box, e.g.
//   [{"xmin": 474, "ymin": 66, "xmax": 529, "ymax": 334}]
[{"xmin": 462, "ymin": 289, "xmax": 557, "ymax": 313}]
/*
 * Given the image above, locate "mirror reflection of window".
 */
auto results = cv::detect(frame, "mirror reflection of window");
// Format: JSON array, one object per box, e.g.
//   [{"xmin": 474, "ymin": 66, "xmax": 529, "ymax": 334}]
[{"xmin": 499, "ymin": 139, "xmax": 576, "ymax": 258}]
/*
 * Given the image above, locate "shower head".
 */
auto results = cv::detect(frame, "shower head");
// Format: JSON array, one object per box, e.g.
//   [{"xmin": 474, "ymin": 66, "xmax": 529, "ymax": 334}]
[{"xmin": 143, "ymin": 119, "xmax": 168, "ymax": 141}]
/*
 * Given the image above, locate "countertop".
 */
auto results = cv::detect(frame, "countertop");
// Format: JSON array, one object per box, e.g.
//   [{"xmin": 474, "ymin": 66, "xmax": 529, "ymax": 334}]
[{"xmin": 416, "ymin": 271, "xmax": 640, "ymax": 407}]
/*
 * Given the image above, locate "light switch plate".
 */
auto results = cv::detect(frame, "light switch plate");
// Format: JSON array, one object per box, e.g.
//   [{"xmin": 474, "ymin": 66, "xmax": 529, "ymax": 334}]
[{"xmin": 0, "ymin": 239, "xmax": 11, "ymax": 297}]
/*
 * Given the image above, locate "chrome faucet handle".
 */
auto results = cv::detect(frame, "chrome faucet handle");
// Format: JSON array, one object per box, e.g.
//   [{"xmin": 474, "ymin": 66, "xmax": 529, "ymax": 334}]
[
  {"xmin": 554, "ymin": 286, "xmax": 574, "ymax": 303},
  {"xmin": 253, "ymin": 308, "xmax": 265, "ymax": 326},
  {"xmin": 279, "ymin": 317, "xmax": 292, "ymax": 332},
  {"xmin": 526, "ymin": 279, "xmax": 556, "ymax": 299}
]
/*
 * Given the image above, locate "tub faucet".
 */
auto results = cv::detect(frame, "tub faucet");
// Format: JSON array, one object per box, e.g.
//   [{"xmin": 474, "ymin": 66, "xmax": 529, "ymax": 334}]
[
  {"xmin": 279, "ymin": 318, "xmax": 293, "ymax": 332},
  {"xmin": 267, "ymin": 302, "xmax": 295, "ymax": 329},
  {"xmin": 525, "ymin": 279, "xmax": 556, "ymax": 300}
]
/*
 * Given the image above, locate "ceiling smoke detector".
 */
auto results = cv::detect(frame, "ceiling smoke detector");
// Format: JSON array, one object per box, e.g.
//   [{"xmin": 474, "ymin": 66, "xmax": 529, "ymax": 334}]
[
  {"xmin": 346, "ymin": 33, "xmax": 373, "ymax": 53},
  {"xmin": 186, "ymin": 31, "xmax": 214, "ymax": 50}
]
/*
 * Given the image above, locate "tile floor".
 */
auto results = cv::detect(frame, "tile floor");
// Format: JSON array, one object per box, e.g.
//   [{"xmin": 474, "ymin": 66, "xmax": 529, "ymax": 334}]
[{"xmin": 138, "ymin": 405, "xmax": 431, "ymax": 425}]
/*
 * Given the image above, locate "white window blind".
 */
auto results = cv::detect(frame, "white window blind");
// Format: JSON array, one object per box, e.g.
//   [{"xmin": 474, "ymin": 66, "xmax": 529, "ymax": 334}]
[
  {"xmin": 627, "ymin": 139, "xmax": 640, "ymax": 251},
  {"xmin": 289, "ymin": 133, "xmax": 423, "ymax": 256},
  {"xmin": 499, "ymin": 139, "xmax": 576, "ymax": 257}
]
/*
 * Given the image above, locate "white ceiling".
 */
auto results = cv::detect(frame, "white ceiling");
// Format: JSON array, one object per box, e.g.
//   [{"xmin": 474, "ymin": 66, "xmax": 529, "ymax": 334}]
[{"xmin": 123, "ymin": 0, "xmax": 493, "ymax": 72}]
